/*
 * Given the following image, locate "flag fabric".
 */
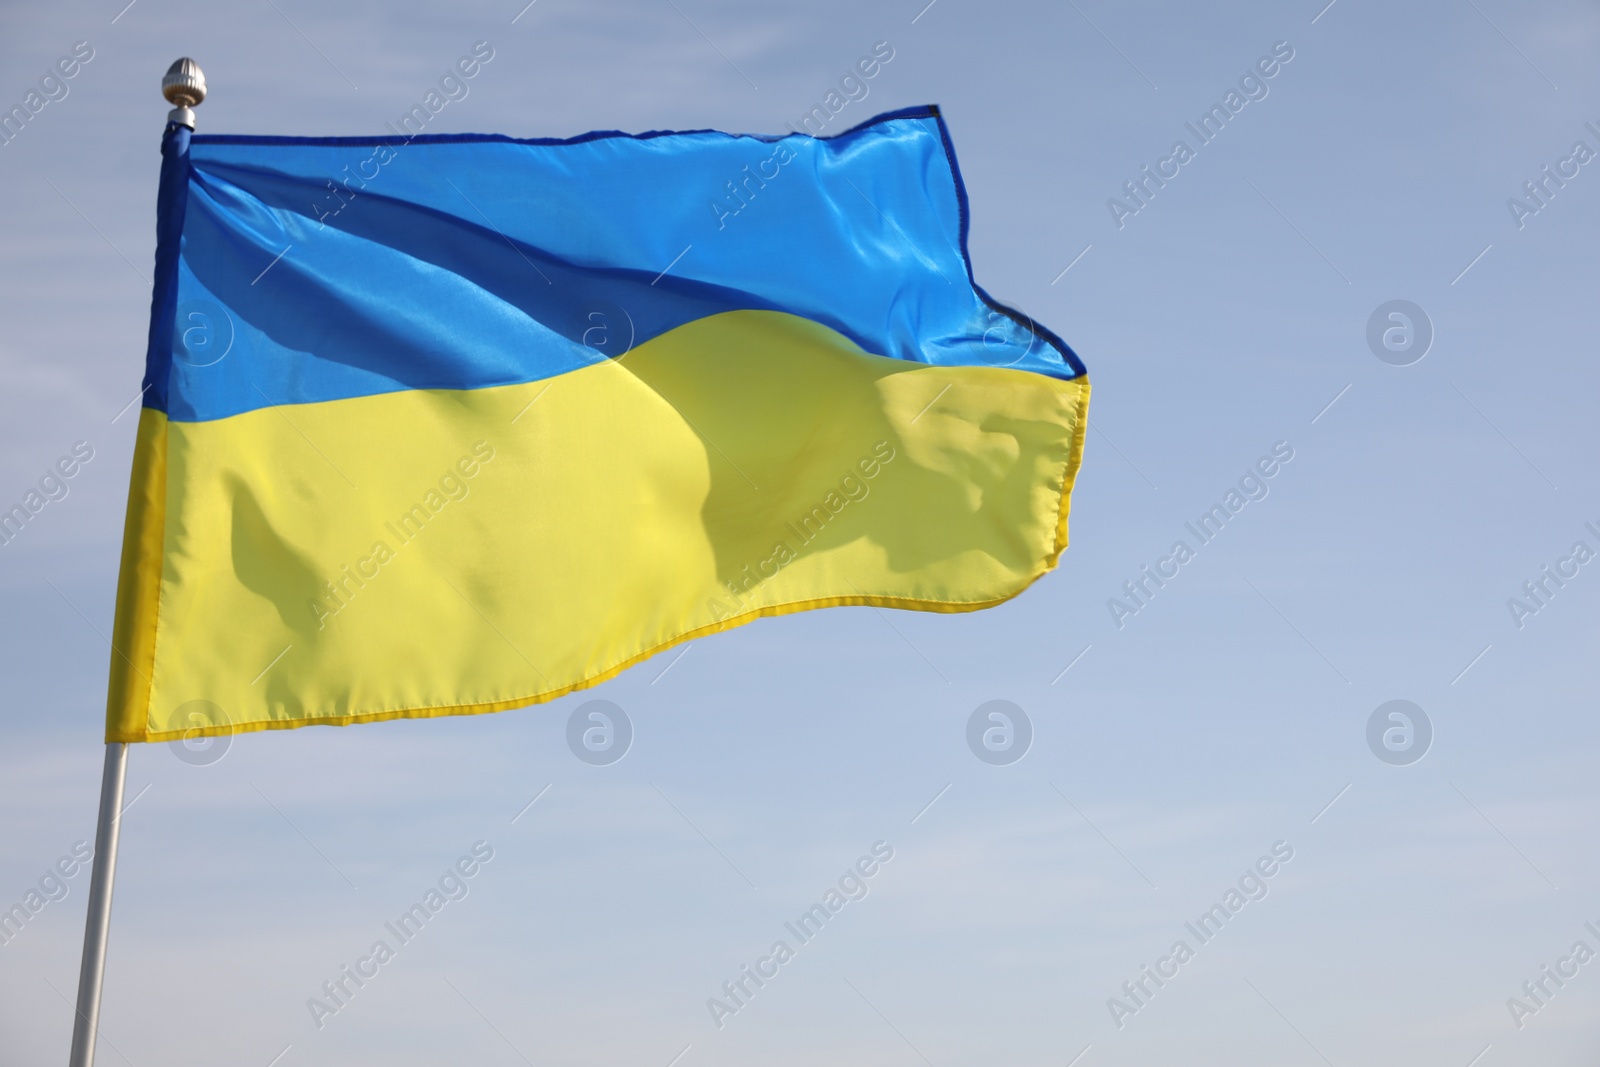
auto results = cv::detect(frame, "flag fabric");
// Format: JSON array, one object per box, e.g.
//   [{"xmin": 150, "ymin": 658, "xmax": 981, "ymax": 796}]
[{"xmin": 106, "ymin": 104, "xmax": 1089, "ymax": 744}]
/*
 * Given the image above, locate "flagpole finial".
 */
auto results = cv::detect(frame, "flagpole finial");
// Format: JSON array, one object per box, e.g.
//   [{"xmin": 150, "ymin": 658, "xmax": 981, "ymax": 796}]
[{"xmin": 162, "ymin": 58, "xmax": 206, "ymax": 129}]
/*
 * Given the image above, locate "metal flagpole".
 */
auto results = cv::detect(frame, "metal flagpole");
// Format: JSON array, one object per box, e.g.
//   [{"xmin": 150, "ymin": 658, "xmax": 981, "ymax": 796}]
[
  {"xmin": 66, "ymin": 744, "xmax": 127, "ymax": 1067},
  {"xmin": 67, "ymin": 57, "xmax": 206, "ymax": 1067}
]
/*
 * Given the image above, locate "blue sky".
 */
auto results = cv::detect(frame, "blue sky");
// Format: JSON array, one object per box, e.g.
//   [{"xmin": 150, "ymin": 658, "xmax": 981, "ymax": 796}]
[{"xmin": 3, "ymin": 0, "xmax": 1599, "ymax": 1064}]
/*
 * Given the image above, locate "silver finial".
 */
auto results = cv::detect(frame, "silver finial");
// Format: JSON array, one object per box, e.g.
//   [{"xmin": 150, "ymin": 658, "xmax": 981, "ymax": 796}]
[{"xmin": 162, "ymin": 58, "xmax": 206, "ymax": 129}]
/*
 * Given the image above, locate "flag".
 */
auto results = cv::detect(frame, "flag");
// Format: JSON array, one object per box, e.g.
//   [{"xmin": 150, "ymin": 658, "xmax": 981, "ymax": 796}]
[{"xmin": 106, "ymin": 105, "xmax": 1089, "ymax": 743}]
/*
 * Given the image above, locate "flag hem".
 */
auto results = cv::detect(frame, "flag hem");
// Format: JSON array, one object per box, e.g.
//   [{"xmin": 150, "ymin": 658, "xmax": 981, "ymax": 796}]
[
  {"xmin": 187, "ymin": 104, "xmax": 945, "ymax": 150},
  {"xmin": 104, "ymin": 409, "xmax": 169, "ymax": 743}
]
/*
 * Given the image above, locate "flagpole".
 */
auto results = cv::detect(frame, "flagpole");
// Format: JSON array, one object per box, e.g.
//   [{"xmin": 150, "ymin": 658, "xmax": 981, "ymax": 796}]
[
  {"xmin": 67, "ymin": 57, "xmax": 206, "ymax": 1067},
  {"xmin": 65, "ymin": 743, "xmax": 127, "ymax": 1067}
]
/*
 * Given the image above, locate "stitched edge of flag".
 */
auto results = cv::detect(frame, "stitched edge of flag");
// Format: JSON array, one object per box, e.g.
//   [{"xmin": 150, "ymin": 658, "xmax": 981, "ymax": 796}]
[
  {"xmin": 188, "ymin": 105, "xmax": 945, "ymax": 149},
  {"xmin": 104, "ymin": 410, "xmax": 169, "ymax": 743}
]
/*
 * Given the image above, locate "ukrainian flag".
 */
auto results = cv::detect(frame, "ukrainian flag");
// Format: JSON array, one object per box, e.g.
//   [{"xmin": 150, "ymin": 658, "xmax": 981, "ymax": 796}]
[{"xmin": 106, "ymin": 105, "xmax": 1089, "ymax": 743}]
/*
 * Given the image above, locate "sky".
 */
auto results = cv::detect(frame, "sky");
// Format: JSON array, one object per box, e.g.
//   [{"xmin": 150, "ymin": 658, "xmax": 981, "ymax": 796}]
[{"xmin": 2, "ymin": 0, "xmax": 1599, "ymax": 1064}]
